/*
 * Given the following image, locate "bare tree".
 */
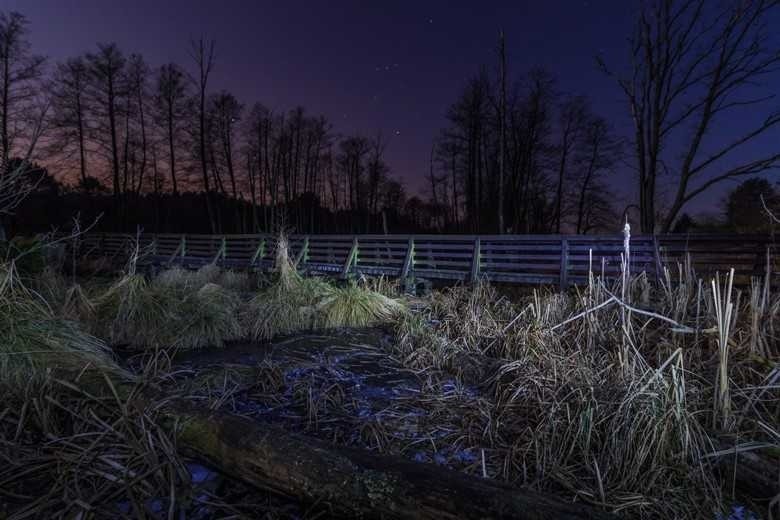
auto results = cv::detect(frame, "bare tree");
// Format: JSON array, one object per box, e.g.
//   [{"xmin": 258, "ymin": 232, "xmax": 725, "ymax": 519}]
[
  {"xmin": 85, "ymin": 43, "xmax": 126, "ymax": 200},
  {"xmin": 154, "ymin": 63, "xmax": 188, "ymax": 195},
  {"xmin": 441, "ymin": 72, "xmax": 492, "ymax": 232},
  {"xmin": 210, "ymin": 91, "xmax": 241, "ymax": 199},
  {"xmin": 0, "ymin": 109, "xmax": 48, "ymax": 236},
  {"xmin": 602, "ymin": 0, "xmax": 780, "ymax": 232},
  {"xmin": 244, "ymin": 103, "xmax": 271, "ymax": 231},
  {"xmin": 365, "ymin": 133, "xmax": 388, "ymax": 230},
  {"xmin": 574, "ymin": 116, "xmax": 621, "ymax": 233},
  {"xmin": 498, "ymin": 30, "xmax": 507, "ymax": 234},
  {"xmin": 126, "ymin": 54, "xmax": 149, "ymax": 195},
  {"xmin": 210, "ymin": 90, "xmax": 243, "ymax": 229},
  {"xmin": 509, "ymin": 68, "xmax": 555, "ymax": 233},
  {"xmin": 0, "ymin": 11, "xmax": 45, "ymax": 169},
  {"xmin": 48, "ymin": 57, "xmax": 90, "ymax": 186},
  {"xmin": 189, "ymin": 38, "xmax": 217, "ymax": 232},
  {"xmin": 553, "ymin": 95, "xmax": 586, "ymax": 233},
  {"xmin": 427, "ymin": 140, "xmax": 441, "ymax": 230},
  {"xmin": 337, "ymin": 135, "xmax": 370, "ymax": 218}
]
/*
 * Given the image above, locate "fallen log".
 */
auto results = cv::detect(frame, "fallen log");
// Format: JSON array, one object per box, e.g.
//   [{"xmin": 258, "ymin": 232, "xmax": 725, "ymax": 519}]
[
  {"xmin": 163, "ymin": 402, "xmax": 614, "ymax": 520},
  {"xmin": 184, "ymin": 367, "xmax": 780, "ymax": 513},
  {"xmin": 66, "ymin": 369, "xmax": 613, "ymax": 519}
]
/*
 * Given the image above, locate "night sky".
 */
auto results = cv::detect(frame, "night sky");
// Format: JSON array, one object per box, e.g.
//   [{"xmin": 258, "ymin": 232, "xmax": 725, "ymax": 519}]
[{"xmin": 4, "ymin": 0, "xmax": 780, "ymax": 217}]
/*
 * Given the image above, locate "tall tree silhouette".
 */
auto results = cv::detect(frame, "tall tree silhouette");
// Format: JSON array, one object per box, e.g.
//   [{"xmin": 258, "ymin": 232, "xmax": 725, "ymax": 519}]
[
  {"xmin": 85, "ymin": 43, "xmax": 126, "ymax": 202},
  {"xmin": 0, "ymin": 11, "xmax": 45, "ymax": 167},
  {"xmin": 602, "ymin": 0, "xmax": 780, "ymax": 232},
  {"xmin": 154, "ymin": 63, "xmax": 189, "ymax": 195},
  {"xmin": 190, "ymin": 38, "xmax": 217, "ymax": 232},
  {"xmin": 49, "ymin": 57, "xmax": 90, "ymax": 186},
  {"xmin": 552, "ymin": 96, "xmax": 586, "ymax": 233}
]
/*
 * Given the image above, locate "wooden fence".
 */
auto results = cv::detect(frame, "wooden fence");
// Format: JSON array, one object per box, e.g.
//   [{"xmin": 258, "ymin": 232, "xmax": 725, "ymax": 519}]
[{"xmin": 72, "ymin": 232, "xmax": 777, "ymax": 289}]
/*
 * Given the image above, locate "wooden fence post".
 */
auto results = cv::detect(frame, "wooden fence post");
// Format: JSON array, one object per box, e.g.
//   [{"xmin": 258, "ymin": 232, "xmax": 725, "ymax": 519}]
[
  {"xmin": 652, "ymin": 235, "xmax": 663, "ymax": 284},
  {"xmin": 470, "ymin": 237, "xmax": 481, "ymax": 283},
  {"xmin": 401, "ymin": 237, "xmax": 415, "ymax": 280},
  {"xmin": 295, "ymin": 236, "xmax": 310, "ymax": 267},
  {"xmin": 251, "ymin": 239, "xmax": 266, "ymax": 268},
  {"xmin": 560, "ymin": 238, "xmax": 569, "ymax": 291},
  {"xmin": 342, "ymin": 237, "xmax": 359, "ymax": 278},
  {"xmin": 213, "ymin": 237, "xmax": 226, "ymax": 264},
  {"xmin": 181, "ymin": 235, "xmax": 187, "ymax": 258}
]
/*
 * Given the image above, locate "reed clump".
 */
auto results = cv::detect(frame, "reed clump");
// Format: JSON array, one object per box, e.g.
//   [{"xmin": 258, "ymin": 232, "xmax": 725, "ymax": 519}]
[
  {"xmin": 390, "ymin": 252, "xmax": 779, "ymax": 519},
  {"xmin": 89, "ymin": 267, "xmax": 246, "ymax": 350},
  {"xmin": 155, "ymin": 263, "xmax": 253, "ymax": 293},
  {"xmin": 245, "ymin": 233, "xmax": 405, "ymax": 340},
  {"xmin": 243, "ymin": 235, "xmax": 333, "ymax": 340}
]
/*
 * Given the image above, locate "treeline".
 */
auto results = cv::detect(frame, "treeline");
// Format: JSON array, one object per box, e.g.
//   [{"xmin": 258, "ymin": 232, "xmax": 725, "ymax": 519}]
[
  {"xmin": 3, "ymin": 9, "xmax": 622, "ymax": 236},
  {"xmin": 1, "ymin": 12, "xmax": 414, "ymax": 235},
  {"xmin": 3, "ymin": 1, "xmax": 780, "ymax": 237},
  {"xmin": 12, "ymin": 164, "xmax": 417, "ymax": 234}
]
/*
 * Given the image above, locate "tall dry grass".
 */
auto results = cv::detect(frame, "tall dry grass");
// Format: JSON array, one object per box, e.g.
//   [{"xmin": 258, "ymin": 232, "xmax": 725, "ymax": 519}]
[
  {"xmin": 0, "ymin": 359, "xmax": 304, "ymax": 518},
  {"xmin": 390, "ymin": 237, "xmax": 779, "ymax": 518},
  {"xmin": 0, "ymin": 262, "xmax": 118, "ymax": 383},
  {"xmin": 4, "ymin": 229, "xmax": 777, "ymax": 518}
]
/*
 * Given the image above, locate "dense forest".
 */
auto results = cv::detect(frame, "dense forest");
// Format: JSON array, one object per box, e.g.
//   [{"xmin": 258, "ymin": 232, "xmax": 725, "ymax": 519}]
[{"xmin": 2, "ymin": 0, "xmax": 780, "ymax": 237}]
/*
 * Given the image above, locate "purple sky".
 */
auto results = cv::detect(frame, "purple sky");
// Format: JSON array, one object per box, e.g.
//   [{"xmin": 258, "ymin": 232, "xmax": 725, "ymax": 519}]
[{"xmin": 5, "ymin": 0, "xmax": 780, "ymax": 218}]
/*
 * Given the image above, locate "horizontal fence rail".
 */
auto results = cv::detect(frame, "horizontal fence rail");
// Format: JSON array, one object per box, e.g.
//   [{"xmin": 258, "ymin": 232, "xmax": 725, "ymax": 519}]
[{"xmin": 68, "ymin": 232, "xmax": 779, "ymax": 289}]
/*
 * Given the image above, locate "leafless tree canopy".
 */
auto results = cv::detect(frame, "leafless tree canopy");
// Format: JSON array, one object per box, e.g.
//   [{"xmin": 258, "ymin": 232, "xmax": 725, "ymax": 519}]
[{"xmin": 602, "ymin": 0, "xmax": 780, "ymax": 232}]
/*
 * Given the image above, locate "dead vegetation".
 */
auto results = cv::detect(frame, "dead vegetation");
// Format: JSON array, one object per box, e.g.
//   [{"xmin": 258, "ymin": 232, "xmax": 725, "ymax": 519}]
[
  {"xmin": 0, "ymin": 231, "xmax": 777, "ymax": 519},
  {"xmin": 389, "ymin": 259, "xmax": 779, "ymax": 518},
  {"xmin": 0, "ymin": 365, "xmax": 311, "ymax": 519}
]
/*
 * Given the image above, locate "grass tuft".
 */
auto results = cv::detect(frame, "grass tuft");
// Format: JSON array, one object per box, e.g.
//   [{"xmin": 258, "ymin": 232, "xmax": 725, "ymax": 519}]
[
  {"xmin": 316, "ymin": 282, "xmax": 406, "ymax": 329},
  {"xmin": 92, "ymin": 273, "xmax": 174, "ymax": 348},
  {"xmin": 0, "ymin": 262, "xmax": 118, "ymax": 383},
  {"xmin": 174, "ymin": 282, "xmax": 243, "ymax": 349}
]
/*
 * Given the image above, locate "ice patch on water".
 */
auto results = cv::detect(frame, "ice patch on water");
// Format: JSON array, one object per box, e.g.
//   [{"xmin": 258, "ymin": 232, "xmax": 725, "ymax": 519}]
[
  {"xmin": 187, "ymin": 462, "xmax": 217, "ymax": 484},
  {"xmin": 716, "ymin": 505, "xmax": 759, "ymax": 520}
]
